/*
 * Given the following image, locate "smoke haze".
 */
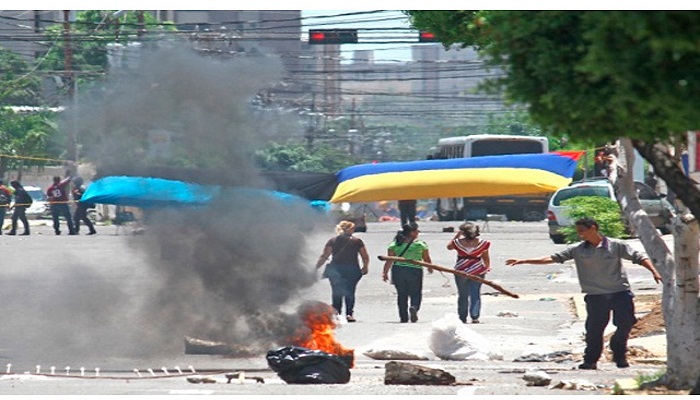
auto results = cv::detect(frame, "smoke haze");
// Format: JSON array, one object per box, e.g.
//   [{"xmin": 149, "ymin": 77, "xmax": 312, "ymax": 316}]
[{"xmin": 0, "ymin": 42, "xmax": 334, "ymax": 364}]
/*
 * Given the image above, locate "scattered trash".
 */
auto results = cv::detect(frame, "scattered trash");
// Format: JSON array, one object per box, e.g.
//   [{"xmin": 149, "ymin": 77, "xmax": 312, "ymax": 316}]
[
  {"xmin": 514, "ymin": 350, "xmax": 574, "ymax": 363},
  {"xmin": 225, "ymin": 371, "xmax": 265, "ymax": 384},
  {"xmin": 496, "ymin": 311, "xmax": 519, "ymax": 318},
  {"xmin": 187, "ymin": 375, "xmax": 217, "ymax": 384},
  {"xmin": 266, "ymin": 346, "xmax": 351, "ymax": 384},
  {"xmin": 549, "ymin": 379, "xmax": 598, "ymax": 391},
  {"xmin": 363, "ymin": 348, "xmax": 430, "ymax": 361}
]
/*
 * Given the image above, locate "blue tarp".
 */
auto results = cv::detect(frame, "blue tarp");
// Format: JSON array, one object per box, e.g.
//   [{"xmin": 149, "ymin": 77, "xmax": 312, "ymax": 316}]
[{"xmin": 81, "ymin": 176, "xmax": 329, "ymax": 211}]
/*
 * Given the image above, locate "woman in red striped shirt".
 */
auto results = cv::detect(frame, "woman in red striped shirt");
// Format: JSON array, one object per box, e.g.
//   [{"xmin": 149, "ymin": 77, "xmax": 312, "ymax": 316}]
[{"xmin": 447, "ymin": 222, "xmax": 491, "ymax": 324}]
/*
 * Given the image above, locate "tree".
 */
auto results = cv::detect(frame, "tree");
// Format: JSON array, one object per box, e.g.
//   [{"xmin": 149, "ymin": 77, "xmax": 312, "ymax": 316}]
[
  {"xmin": 253, "ymin": 142, "xmax": 359, "ymax": 173},
  {"xmin": 39, "ymin": 11, "xmax": 176, "ymax": 85},
  {"xmin": 0, "ymin": 48, "xmax": 43, "ymax": 106},
  {"xmin": 0, "ymin": 109, "xmax": 58, "ymax": 179},
  {"xmin": 407, "ymin": 10, "xmax": 700, "ymax": 389}
]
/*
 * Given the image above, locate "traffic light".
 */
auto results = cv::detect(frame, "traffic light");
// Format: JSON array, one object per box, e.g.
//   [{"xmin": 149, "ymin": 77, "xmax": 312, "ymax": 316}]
[
  {"xmin": 418, "ymin": 31, "xmax": 439, "ymax": 42},
  {"xmin": 308, "ymin": 29, "xmax": 358, "ymax": 45}
]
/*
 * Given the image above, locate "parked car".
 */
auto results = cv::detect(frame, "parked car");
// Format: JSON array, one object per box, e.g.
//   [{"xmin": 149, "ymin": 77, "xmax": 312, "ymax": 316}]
[
  {"xmin": 547, "ymin": 179, "xmax": 675, "ymax": 244},
  {"xmin": 15, "ymin": 185, "xmax": 50, "ymax": 219}
]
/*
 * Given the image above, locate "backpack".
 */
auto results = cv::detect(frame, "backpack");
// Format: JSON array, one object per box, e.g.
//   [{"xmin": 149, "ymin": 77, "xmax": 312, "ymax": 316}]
[{"xmin": 0, "ymin": 191, "xmax": 10, "ymax": 205}]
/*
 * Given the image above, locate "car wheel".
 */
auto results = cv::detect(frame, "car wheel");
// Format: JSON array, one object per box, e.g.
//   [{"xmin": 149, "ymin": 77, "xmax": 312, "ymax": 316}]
[
  {"xmin": 550, "ymin": 234, "xmax": 566, "ymax": 244},
  {"xmin": 523, "ymin": 209, "xmax": 545, "ymax": 221}
]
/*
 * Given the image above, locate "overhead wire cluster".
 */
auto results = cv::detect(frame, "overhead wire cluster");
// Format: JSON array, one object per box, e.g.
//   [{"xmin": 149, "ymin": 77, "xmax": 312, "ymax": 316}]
[{"xmin": 0, "ymin": 10, "xmax": 519, "ymax": 149}]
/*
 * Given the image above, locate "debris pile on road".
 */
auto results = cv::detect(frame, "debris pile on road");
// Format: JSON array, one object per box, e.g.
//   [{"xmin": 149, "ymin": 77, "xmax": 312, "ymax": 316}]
[
  {"xmin": 514, "ymin": 350, "xmax": 574, "ymax": 363},
  {"xmin": 384, "ymin": 361, "xmax": 456, "ymax": 386},
  {"xmin": 522, "ymin": 370, "xmax": 552, "ymax": 386}
]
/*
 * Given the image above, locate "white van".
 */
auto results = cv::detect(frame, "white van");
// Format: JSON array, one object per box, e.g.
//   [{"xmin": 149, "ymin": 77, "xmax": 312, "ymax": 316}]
[{"xmin": 547, "ymin": 179, "xmax": 674, "ymax": 244}]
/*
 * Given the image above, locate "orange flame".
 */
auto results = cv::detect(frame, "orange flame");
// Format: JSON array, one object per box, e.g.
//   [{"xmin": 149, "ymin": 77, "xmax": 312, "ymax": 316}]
[{"xmin": 290, "ymin": 302, "xmax": 354, "ymax": 367}]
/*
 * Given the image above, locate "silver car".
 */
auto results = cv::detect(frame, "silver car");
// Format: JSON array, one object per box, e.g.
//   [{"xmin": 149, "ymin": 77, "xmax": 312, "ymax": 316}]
[{"xmin": 547, "ymin": 179, "xmax": 674, "ymax": 244}]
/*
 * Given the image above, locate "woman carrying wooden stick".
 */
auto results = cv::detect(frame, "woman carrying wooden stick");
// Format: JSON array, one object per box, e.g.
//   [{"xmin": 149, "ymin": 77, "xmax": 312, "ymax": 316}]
[
  {"xmin": 447, "ymin": 221, "xmax": 491, "ymax": 324},
  {"xmin": 381, "ymin": 222, "xmax": 433, "ymax": 323}
]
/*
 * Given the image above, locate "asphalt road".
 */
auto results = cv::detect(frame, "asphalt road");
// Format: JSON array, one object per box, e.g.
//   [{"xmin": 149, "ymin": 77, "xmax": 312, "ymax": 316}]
[{"xmin": 0, "ymin": 218, "xmax": 666, "ymax": 395}]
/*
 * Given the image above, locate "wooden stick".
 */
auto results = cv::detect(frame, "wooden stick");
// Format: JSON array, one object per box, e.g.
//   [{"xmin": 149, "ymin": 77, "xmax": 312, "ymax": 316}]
[{"xmin": 378, "ymin": 255, "xmax": 519, "ymax": 299}]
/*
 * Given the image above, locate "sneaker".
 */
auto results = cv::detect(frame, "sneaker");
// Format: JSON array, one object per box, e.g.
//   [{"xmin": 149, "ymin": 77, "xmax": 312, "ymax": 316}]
[
  {"xmin": 346, "ymin": 315, "xmax": 356, "ymax": 323},
  {"xmin": 7, "ymin": 231, "xmax": 16, "ymax": 236},
  {"xmin": 87, "ymin": 231, "xmax": 97, "ymax": 235},
  {"xmin": 578, "ymin": 362, "xmax": 597, "ymax": 370},
  {"xmin": 409, "ymin": 306, "xmax": 418, "ymax": 323},
  {"xmin": 472, "ymin": 319, "xmax": 480, "ymax": 324}
]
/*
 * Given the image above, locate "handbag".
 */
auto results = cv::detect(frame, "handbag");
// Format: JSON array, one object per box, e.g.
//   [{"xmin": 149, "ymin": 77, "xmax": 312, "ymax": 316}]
[{"xmin": 322, "ymin": 263, "xmax": 333, "ymax": 279}]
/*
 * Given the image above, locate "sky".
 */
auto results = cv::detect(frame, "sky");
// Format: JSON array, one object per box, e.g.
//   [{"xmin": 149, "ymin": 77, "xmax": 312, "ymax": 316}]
[{"xmin": 301, "ymin": 10, "xmax": 418, "ymax": 63}]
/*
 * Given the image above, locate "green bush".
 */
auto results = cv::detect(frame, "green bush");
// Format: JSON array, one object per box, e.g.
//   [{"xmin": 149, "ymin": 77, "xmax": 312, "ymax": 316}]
[{"xmin": 559, "ymin": 196, "xmax": 627, "ymax": 243}]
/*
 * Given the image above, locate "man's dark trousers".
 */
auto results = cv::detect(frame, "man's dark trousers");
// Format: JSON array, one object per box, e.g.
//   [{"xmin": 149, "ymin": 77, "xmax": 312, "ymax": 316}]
[{"xmin": 583, "ymin": 290, "xmax": 637, "ymax": 364}]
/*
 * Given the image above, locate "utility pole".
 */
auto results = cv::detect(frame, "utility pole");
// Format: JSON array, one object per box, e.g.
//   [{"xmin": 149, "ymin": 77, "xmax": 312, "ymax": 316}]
[
  {"xmin": 63, "ymin": 10, "xmax": 78, "ymax": 164},
  {"xmin": 136, "ymin": 11, "xmax": 145, "ymax": 39},
  {"xmin": 62, "ymin": 11, "xmax": 73, "ymax": 100}
]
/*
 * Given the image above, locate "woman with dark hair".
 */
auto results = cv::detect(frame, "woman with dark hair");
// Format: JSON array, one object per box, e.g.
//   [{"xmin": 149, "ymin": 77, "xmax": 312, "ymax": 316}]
[
  {"xmin": 315, "ymin": 220, "xmax": 369, "ymax": 322},
  {"xmin": 381, "ymin": 222, "xmax": 433, "ymax": 323},
  {"xmin": 447, "ymin": 221, "xmax": 491, "ymax": 324}
]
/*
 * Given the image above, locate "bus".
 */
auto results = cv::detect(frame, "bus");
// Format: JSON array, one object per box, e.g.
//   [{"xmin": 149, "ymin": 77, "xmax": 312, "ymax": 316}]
[{"xmin": 429, "ymin": 134, "xmax": 550, "ymax": 221}]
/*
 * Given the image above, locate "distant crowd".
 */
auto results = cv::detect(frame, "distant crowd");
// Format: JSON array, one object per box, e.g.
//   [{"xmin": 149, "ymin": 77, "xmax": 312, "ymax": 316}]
[{"xmin": 0, "ymin": 171, "xmax": 96, "ymax": 236}]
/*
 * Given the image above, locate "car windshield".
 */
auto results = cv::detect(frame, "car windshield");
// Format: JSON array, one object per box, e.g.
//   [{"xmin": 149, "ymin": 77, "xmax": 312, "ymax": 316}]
[{"xmin": 552, "ymin": 186, "xmax": 610, "ymax": 206}]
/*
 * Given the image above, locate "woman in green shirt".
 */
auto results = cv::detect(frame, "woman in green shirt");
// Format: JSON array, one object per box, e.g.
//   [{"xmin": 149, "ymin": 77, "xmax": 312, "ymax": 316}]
[{"xmin": 382, "ymin": 222, "xmax": 433, "ymax": 323}]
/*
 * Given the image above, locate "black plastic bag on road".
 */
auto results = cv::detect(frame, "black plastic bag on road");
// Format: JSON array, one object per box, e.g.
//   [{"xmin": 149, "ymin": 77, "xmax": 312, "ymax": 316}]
[{"xmin": 266, "ymin": 346, "xmax": 351, "ymax": 384}]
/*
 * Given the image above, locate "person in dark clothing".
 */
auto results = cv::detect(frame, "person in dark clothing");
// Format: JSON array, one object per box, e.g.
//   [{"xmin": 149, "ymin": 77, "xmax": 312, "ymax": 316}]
[
  {"xmin": 8, "ymin": 180, "xmax": 31, "ymax": 235},
  {"xmin": 47, "ymin": 173, "xmax": 76, "ymax": 235},
  {"xmin": 398, "ymin": 199, "xmax": 417, "ymax": 226},
  {"xmin": 315, "ymin": 220, "xmax": 370, "ymax": 322},
  {"xmin": 71, "ymin": 177, "xmax": 96, "ymax": 235},
  {"xmin": 0, "ymin": 180, "xmax": 12, "ymax": 234},
  {"xmin": 506, "ymin": 217, "xmax": 662, "ymax": 370}
]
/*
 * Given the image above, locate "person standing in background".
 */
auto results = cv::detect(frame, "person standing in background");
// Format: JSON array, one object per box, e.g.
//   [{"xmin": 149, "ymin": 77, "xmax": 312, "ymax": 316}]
[
  {"xmin": 0, "ymin": 180, "xmax": 12, "ymax": 234},
  {"xmin": 71, "ymin": 177, "xmax": 97, "ymax": 235},
  {"xmin": 8, "ymin": 180, "xmax": 31, "ymax": 236},
  {"xmin": 47, "ymin": 172, "xmax": 76, "ymax": 235},
  {"xmin": 398, "ymin": 199, "xmax": 417, "ymax": 226}
]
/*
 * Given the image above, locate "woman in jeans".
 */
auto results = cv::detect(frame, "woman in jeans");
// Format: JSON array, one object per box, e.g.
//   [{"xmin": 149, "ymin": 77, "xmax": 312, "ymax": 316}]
[
  {"xmin": 447, "ymin": 221, "xmax": 491, "ymax": 324},
  {"xmin": 315, "ymin": 220, "xmax": 369, "ymax": 322},
  {"xmin": 382, "ymin": 222, "xmax": 433, "ymax": 323}
]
